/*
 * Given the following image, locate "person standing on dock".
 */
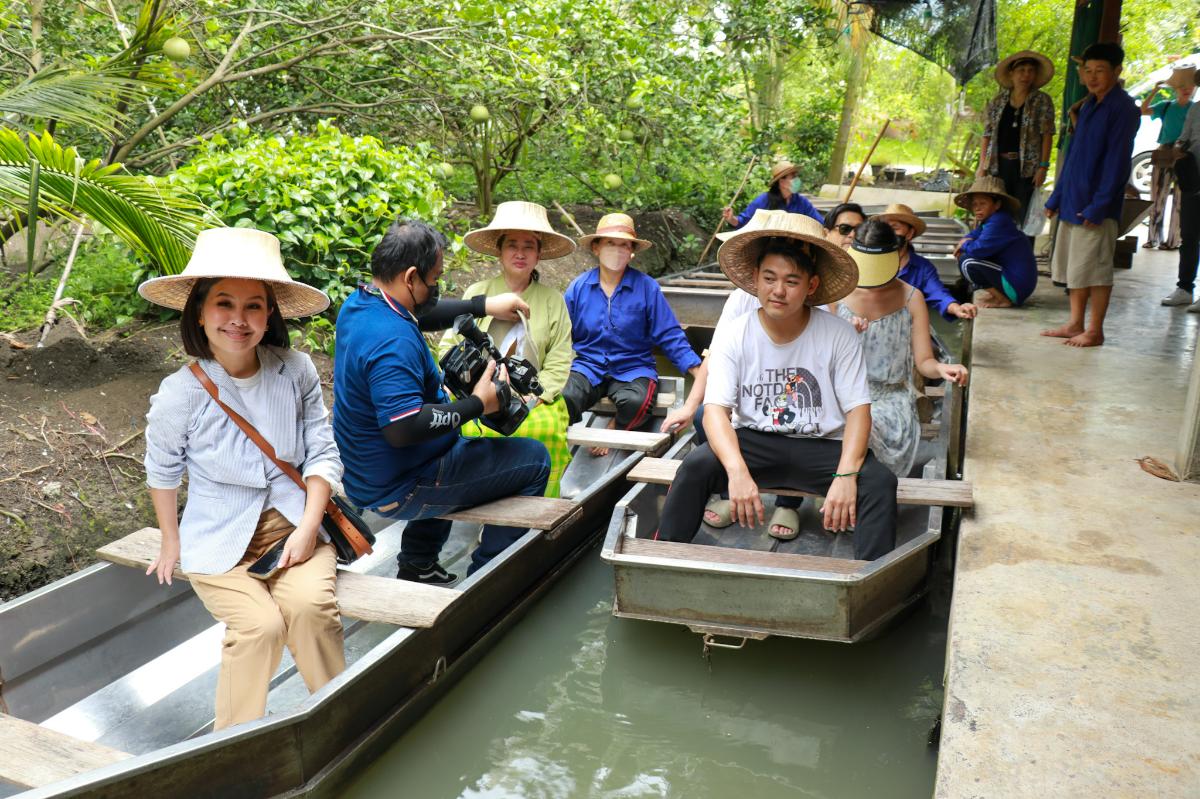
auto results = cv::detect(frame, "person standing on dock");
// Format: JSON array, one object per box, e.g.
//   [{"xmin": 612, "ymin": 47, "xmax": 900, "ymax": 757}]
[
  {"xmin": 1143, "ymin": 65, "xmax": 1195, "ymax": 256},
  {"xmin": 1169, "ymin": 87, "xmax": 1200, "ymax": 312},
  {"xmin": 722, "ymin": 160, "xmax": 824, "ymax": 229},
  {"xmin": 1043, "ymin": 42, "xmax": 1140, "ymax": 348},
  {"xmin": 877, "ymin": 203, "xmax": 978, "ymax": 321}
]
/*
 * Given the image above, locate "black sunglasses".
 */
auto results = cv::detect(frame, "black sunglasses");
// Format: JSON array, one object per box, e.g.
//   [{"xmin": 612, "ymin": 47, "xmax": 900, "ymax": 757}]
[{"xmin": 833, "ymin": 223, "xmax": 856, "ymax": 235}]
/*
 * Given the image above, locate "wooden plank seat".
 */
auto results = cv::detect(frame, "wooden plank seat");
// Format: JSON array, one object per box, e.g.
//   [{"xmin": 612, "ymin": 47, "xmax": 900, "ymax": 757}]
[
  {"xmin": 97, "ymin": 527, "xmax": 459, "ymax": 628},
  {"xmin": 566, "ymin": 424, "xmax": 671, "ymax": 453},
  {"xmin": 661, "ymin": 278, "xmax": 735, "ymax": 289},
  {"xmin": 628, "ymin": 457, "xmax": 974, "ymax": 508},
  {"xmin": 0, "ymin": 713, "xmax": 130, "ymax": 789},
  {"xmin": 439, "ymin": 495, "xmax": 582, "ymax": 532},
  {"xmin": 621, "ymin": 537, "xmax": 867, "ymax": 574},
  {"xmin": 591, "ymin": 391, "xmax": 676, "ymax": 416}
]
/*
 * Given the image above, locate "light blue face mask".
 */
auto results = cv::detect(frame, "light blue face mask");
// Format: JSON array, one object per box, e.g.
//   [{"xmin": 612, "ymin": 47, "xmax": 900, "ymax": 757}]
[{"xmin": 790, "ymin": 177, "xmax": 802, "ymax": 194}]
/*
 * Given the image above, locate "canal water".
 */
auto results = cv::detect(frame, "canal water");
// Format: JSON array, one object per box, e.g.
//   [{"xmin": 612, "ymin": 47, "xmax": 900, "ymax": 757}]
[{"xmin": 343, "ymin": 537, "xmax": 953, "ymax": 799}]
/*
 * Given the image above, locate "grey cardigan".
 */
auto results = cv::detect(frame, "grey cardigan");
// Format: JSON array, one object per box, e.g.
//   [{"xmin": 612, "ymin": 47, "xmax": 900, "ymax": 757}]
[{"xmin": 144, "ymin": 347, "xmax": 343, "ymax": 574}]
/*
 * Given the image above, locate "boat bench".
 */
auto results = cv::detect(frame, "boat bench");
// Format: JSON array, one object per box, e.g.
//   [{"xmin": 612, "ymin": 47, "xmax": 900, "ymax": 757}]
[
  {"xmin": 566, "ymin": 424, "xmax": 671, "ymax": 453},
  {"xmin": 628, "ymin": 457, "xmax": 974, "ymax": 508},
  {"xmin": 0, "ymin": 712, "xmax": 130, "ymax": 789},
  {"xmin": 590, "ymin": 391, "xmax": 676, "ymax": 417}
]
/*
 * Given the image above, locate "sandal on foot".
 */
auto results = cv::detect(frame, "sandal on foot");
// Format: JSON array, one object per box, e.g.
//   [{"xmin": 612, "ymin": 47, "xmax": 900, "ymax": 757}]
[
  {"xmin": 703, "ymin": 498, "xmax": 735, "ymax": 529},
  {"xmin": 767, "ymin": 507, "xmax": 801, "ymax": 541}
]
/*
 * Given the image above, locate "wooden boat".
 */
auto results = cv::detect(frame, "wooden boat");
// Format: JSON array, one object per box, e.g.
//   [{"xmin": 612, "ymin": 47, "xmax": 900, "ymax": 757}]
[
  {"xmin": 0, "ymin": 412, "xmax": 674, "ymax": 798},
  {"xmin": 600, "ymin": 383, "xmax": 972, "ymax": 647}
]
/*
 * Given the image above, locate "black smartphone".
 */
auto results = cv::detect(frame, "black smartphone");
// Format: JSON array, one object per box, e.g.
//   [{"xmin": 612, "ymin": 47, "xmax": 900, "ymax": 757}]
[{"xmin": 247, "ymin": 538, "xmax": 288, "ymax": 580}]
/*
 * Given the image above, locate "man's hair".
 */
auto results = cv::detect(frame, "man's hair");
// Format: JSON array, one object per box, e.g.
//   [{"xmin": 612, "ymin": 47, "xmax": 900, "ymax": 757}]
[
  {"xmin": 756, "ymin": 236, "xmax": 816, "ymax": 274},
  {"xmin": 1081, "ymin": 42, "xmax": 1124, "ymax": 69},
  {"xmin": 180, "ymin": 277, "xmax": 290, "ymax": 358},
  {"xmin": 371, "ymin": 218, "xmax": 449, "ymax": 284},
  {"xmin": 822, "ymin": 202, "xmax": 865, "ymax": 230},
  {"xmin": 856, "ymin": 218, "xmax": 901, "ymax": 251}
]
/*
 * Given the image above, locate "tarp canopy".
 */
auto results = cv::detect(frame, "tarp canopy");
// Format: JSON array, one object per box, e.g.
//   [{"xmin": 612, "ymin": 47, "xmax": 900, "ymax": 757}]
[{"xmin": 863, "ymin": 0, "xmax": 997, "ymax": 85}]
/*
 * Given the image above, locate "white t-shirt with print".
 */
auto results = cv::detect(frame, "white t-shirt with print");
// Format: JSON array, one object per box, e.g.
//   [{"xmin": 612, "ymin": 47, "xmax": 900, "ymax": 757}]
[{"xmin": 706, "ymin": 307, "xmax": 870, "ymax": 440}]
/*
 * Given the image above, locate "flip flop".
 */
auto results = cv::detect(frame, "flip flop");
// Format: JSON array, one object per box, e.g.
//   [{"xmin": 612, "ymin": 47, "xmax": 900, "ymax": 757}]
[
  {"xmin": 703, "ymin": 498, "xmax": 734, "ymax": 528},
  {"xmin": 767, "ymin": 507, "xmax": 801, "ymax": 541}
]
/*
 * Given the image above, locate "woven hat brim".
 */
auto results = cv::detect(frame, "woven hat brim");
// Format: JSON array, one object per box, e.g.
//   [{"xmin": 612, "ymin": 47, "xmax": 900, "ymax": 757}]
[
  {"xmin": 717, "ymin": 230, "xmax": 859, "ymax": 307},
  {"xmin": 954, "ymin": 190, "xmax": 1022, "ymax": 217},
  {"xmin": 577, "ymin": 233, "xmax": 653, "ymax": 253},
  {"xmin": 848, "ymin": 248, "xmax": 900, "ymax": 289},
  {"xmin": 876, "ymin": 211, "xmax": 927, "ymax": 238},
  {"xmin": 995, "ymin": 51, "xmax": 1054, "ymax": 89},
  {"xmin": 137, "ymin": 274, "xmax": 330, "ymax": 319},
  {"xmin": 463, "ymin": 227, "xmax": 577, "ymax": 260}
]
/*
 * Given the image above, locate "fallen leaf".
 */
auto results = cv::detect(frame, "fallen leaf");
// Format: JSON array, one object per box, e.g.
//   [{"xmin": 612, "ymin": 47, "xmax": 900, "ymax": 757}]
[
  {"xmin": 80, "ymin": 412, "xmax": 98, "ymax": 426},
  {"xmin": 1136, "ymin": 456, "xmax": 1180, "ymax": 482}
]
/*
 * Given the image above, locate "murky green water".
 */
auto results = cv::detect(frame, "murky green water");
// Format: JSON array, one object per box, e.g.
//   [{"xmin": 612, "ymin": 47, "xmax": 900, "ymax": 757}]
[{"xmin": 343, "ymin": 542, "xmax": 950, "ymax": 799}]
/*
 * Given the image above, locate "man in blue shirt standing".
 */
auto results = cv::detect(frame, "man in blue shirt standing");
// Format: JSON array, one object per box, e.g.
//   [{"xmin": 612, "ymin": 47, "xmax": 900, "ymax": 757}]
[
  {"xmin": 1043, "ymin": 42, "xmax": 1141, "ymax": 348},
  {"xmin": 334, "ymin": 218, "xmax": 550, "ymax": 584}
]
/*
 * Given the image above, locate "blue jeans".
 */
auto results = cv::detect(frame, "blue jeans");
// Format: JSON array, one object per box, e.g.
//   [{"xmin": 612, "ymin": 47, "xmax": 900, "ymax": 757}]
[
  {"xmin": 380, "ymin": 436, "xmax": 550, "ymax": 574},
  {"xmin": 692, "ymin": 406, "xmax": 801, "ymax": 511}
]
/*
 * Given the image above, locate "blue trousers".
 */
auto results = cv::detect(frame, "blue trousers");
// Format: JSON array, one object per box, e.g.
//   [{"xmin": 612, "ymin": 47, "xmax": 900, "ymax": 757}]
[
  {"xmin": 693, "ymin": 406, "xmax": 801, "ymax": 511},
  {"xmin": 381, "ymin": 436, "xmax": 550, "ymax": 574}
]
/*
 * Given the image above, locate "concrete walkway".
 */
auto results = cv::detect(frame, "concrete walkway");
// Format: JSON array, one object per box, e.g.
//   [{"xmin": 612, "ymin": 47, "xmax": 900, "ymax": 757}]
[{"xmin": 936, "ymin": 248, "xmax": 1200, "ymax": 797}]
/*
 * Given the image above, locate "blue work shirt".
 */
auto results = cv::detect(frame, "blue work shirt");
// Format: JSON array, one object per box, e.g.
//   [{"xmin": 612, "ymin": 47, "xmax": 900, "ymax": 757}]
[
  {"xmin": 959, "ymin": 209, "xmax": 1038, "ymax": 305},
  {"xmin": 734, "ymin": 191, "xmax": 824, "ymax": 228},
  {"xmin": 564, "ymin": 266, "xmax": 701, "ymax": 385},
  {"xmin": 899, "ymin": 250, "xmax": 957, "ymax": 320},
  {"xmin": 1045, "ymin": 87, "xmax": 1140, "ymax": 225},
  {"xmin": 333, "ymin": 286, "xmax": 456, "ymax": 509}
]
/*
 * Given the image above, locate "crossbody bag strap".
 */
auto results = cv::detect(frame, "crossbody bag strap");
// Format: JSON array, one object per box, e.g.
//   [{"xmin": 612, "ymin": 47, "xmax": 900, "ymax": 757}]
[{"xmin": 188, "ymin": 362, "xmax": 307, "ymax": 492}]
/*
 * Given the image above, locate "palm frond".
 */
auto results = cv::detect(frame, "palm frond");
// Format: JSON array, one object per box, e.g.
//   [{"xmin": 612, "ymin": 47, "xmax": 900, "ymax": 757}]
[
  {"xmin": 0, "ymin": 130, "xmax": 215, "ymax": 273},
  {"xmin": 0, "ymin": 63, "xmax": 171, "ymax": 136}
]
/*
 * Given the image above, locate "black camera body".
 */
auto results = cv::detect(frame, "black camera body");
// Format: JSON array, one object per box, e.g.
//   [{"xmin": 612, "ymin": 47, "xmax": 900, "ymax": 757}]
[{"xmin": 439, "ymin": 314, "xmax": 543, "ymax": 436}]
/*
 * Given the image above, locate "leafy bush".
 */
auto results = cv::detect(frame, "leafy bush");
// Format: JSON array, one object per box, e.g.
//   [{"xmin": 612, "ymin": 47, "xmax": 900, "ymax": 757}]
[{"xmin": 170, "ymin": 120, "xmax": 450, "ymax": 308}]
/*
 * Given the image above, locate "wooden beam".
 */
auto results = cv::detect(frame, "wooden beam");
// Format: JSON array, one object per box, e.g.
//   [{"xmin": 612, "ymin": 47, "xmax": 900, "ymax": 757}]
[
  {"xmin": 440, "ymin": 495, "xmax": 581, "ymax": 532},
  {"xmin": 592, "ymin": 392, "xmax": 676, "ymax": 416},
  {"xmin": 0, "ymin": 713, "xmax": 130, "ymax": 788},
  {"xmin": 620, "ymin": 537, "xmax": 867, "ymax": 574},
  {"xmin": 566, "ymin": 425, "xmax": 671, "ymax": 452}
]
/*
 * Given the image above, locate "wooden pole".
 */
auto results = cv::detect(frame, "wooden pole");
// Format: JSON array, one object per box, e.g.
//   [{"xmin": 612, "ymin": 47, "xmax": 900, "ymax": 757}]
[
  {"xmin": 842, "ymin": 119, "xmax": 891, "ymax": 203},
  {"xmin": 696, "ymin": 155, "xmax": 758, "ymax": 266},
  {"xmin": 552, "ymin": 200, "xmax": 586, "ymax": 236}
]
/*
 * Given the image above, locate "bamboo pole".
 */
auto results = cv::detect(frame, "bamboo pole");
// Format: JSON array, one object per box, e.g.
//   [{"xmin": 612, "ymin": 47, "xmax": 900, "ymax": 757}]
[
  {"xmin": 552, "ymin": 200, "xmax": 586, "ymax": 236},
  {"xmin": 696, "ymin": 155, "xmax": 758, "ymax": 266},
  {"xmin": 842, "ymin": 119, "xmax": 891, "ymax": 203}
]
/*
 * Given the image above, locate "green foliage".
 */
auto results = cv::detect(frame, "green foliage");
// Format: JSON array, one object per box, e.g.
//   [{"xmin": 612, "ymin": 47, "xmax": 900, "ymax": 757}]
[{"xmin": 170, "ymin": 121, "xmax": 448, "ymax": 307}]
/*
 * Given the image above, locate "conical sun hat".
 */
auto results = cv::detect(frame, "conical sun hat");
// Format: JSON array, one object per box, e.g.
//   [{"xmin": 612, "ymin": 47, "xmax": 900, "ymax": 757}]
[
  {"xmin": 954, "ymin": 175, "xmax": 1022, "ymax": 216},
  {"xmin": 848, "ymin": 237, "xmax": 901, "ymax": 289},
  {"xmin": 1167, "ymin": 64, "xmax": 1197, "ymax": 90},
  {"xmin": 717, "ymin": 210, "xmax": 858, "ymax": 307},
  {"xmin": 138, "ymin": 228, "xmax": 329, "ymax": 318},
  {"xmin": 995, "ymin": 50, "xmax": 1054, "ymax": 89},
  {"xmin": 875, "ymin": 203, "xmax": 928, "ymax": 238},
  {"xmin": 463, "ymin": 201, "xmax": 576, "ymax": 260},
  {"xmin": 769, "ymin": 161, "xmax": 799, "ymax": 187},
  {"xmin": 716, "ymin": 207, "xmax": 776, "ymax": 242},
  {"xmin": 577, "ymin": 212, "xmax": 653, "ymax": 253}
]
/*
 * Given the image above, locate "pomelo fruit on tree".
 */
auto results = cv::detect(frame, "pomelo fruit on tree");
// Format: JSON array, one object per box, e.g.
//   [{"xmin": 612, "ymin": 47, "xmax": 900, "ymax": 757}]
[
  {"xmin": 624, "ymin": 95, "xmax": 643, "ymax": 110},
  {"xmin": 603, "ymin": 173, "xmax": 623, "ymax": 190},
  {"xmin": 162, "ymin": 37, "xmax": 190, "ymax": 62},
  {"xmin": 619, "ymin": 128, "xmax": 637, "ymax": 142},
  {"xmin": 469, "ymin": 104, "xmax": 490, "ymax": 123},
  {"xmin": 437, "ymin": 162, "xmax": 455, "ymax": 178}
]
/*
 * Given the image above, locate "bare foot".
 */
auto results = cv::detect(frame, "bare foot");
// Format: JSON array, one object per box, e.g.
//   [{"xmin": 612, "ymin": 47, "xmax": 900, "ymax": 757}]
[
  {"xmin": 974, "ymin": 289, "xmax": 1014, "ymax": 309},
  {"xmin": 1065, "ymin": 330, "xmax": 1104, "ymax": 347},
  {"xmin": 1041, "ymin": 323, "xmax": 1083, "ymax": 338}
]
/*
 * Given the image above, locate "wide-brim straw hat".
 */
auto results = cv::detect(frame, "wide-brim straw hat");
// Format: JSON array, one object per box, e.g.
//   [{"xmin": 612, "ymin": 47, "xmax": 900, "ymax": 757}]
[
  {"xmin": 463, "ymin": 201, "xmax": 576, "ymax": 260},
  {"xmin": 1167, "ymin": 64, "xmax": 1197, "ymax": 91},
  {"xmin": 848, "ymin": 239, "xmax": 901, "ymax": 289},
  {"xmin": 769, "ymin": 160, "xmax": 799, "ymax": 187},
  {"xmin": 954, "ymin": 175, "xmax": 1022, "ymax": 216},
  {"xmin": 716, "ymin": 207, "xmax": 775, "ymax": 242},
  {"xmin": 717, "ymin": 210, "xmax": 858, "ymax": 307},
  {"xmin": 875, "ymin": 203, "xmax": 927, "ymax": 238},
  {"xmin": 995, "ymin": 50, "xmax": 1054, "ymax": 89},
  {"xmin": 577, "ymin": 212, "xmax": 653, "ymax": 253},
  {"xmin": 138, "ymin": 228, "xmax": 329, "ymax": 318}
]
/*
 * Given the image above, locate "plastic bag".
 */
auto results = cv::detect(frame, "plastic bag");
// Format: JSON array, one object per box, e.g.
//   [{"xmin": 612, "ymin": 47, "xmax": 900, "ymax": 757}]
[{"xmin": 1022, "ymin": 188, "xmax": 1047, "ymax": 237}]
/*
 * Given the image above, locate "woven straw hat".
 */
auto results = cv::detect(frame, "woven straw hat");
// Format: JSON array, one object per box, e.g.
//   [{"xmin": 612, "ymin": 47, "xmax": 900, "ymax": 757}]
[
  {"xmin": 876, "ymin": 203, "xmax": 928, "ymax": 238},
  {"xmin": 954, "ymin": 175, "xmax": 1022, "ymax": 216},
  {"xmin": 847, "ymin": 238, "xmax": 901, "ymax": 289},
  {"xmin": 716, "ymin": 207, "xmax": 776, "ymax": 242},
  {"xmin": 463, "ymin": 201, "xmax": 576, "ymax": 260},
  {"xmin": 995, "ymin": 50, "xmax": 1054, "ymax": 89},
  {"xmin": 577, "ymin": 212, "xmax": 653, "ymax": 253},
  {"xmin": 1167, "ymin": 64, "xmax": 1197, "ymax": 91},
  {"xmin": 769, "ymin": 161, "xmax": 799, "ymax": 186},
  {"xmin": 137, "ymin": 228, "xmax": 329, "ymax": 318},
  {"xmin": 717, "ymin": 210, "xmax": 858, "ymax": 307}
]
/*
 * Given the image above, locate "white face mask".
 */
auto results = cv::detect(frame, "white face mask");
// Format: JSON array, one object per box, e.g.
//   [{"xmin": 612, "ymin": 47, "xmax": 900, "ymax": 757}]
[{"xmin": 598, "ymin": 245, "xmax": 630, "ymax": 271}]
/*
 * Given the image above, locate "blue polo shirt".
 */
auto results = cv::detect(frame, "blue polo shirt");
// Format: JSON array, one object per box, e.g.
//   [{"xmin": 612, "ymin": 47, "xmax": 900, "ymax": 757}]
[
  {"xmin": 1045, "ymin": 87, "xmax": 1140, "ymax": 225},
  {"xmin": 899, "ymin": 250, "xmax": 957, "ymax": 320},
  {"xmin": 734, "ymin": 191, "xmax": 824, "ymax": 228},
  {"xmin": 333, "ymin": 286, "xmax": 456, "ymax": 508},
  {"xmin": 564, "ymin": 267, "xmax": 701, "ymax": 385},
  {"xmin": 959, "ymin": 209, "xmax": 1037, "ymax": 305}
]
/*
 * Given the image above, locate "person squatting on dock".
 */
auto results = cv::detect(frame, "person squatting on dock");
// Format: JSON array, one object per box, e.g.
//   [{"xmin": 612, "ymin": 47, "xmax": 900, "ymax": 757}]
[
  {"xmin": 654, "ymin": 211, "xmax": 898, "ymax": 560},
  {"xmin": 952, "ymin": 177, "xmax": 1038, "ymax": 308},
  {"xmin": 333, "ymin": 218, "xmax": 550, "ymax": 585},
  {"xmin": 141, "ymin": 228, "xmax": 346, "ymax": 730},
  {"xmin": 1043, "ymin": 42, "xmax": 1140, "ymax": 348}
]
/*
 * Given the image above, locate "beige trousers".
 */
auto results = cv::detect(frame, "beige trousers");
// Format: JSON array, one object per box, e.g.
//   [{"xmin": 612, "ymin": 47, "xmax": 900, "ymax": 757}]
[{"xmin": 188, "ymin": 509, "xmax": 345, "ymax": 730}]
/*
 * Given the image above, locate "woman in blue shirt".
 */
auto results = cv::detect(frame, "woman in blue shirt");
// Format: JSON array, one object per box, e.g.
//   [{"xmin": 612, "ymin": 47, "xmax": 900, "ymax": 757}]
[
  {"xmin": 562, "ymin": 213, "xmax": 701, "ymax": 442},
  {"xmin": 722, "ymin": 161, "xmax": 824, "ymax": 229},
  {"xmin": 954, "ymin": 177, "xmax": 1038, "ymax": 307}
]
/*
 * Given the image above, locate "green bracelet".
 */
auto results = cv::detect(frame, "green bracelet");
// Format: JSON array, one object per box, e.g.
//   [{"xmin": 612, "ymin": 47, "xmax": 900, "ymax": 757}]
[{"xmin": 831, "ymin": 471, "xmax": 860, "ymax": 478}]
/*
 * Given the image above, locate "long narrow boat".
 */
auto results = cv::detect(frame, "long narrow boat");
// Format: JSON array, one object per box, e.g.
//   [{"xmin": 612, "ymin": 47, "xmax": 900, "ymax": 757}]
[{"xmin": 0, "ymin": 413, "xmax": 673, "ymax": 798}]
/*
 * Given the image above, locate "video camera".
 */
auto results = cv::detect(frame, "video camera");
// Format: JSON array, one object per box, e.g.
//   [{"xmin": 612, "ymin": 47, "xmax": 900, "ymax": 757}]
[{"xmin": 439, "ymin": 314, "xmax": 543, "ymax": 436}]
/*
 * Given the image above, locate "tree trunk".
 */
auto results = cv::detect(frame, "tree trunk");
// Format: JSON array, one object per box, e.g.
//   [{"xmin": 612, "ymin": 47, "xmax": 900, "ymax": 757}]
[
  {"xmin": 29, "ymin": 0, "xmax": 44, "ymax": 75},
  {"xmin": 826, "ymin": 35, "xmax": 869, "ymax": 186}
]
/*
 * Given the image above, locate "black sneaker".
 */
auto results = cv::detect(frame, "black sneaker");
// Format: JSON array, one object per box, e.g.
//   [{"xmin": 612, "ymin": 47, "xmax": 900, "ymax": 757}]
[{"xmin": 395, "ymin": 561, "xmax": 457, "ymax": 585}]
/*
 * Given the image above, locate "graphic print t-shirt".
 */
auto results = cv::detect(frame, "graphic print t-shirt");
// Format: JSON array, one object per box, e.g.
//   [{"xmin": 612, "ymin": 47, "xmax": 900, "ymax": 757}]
[{"xmin": 706, "ymin": 308, "xmax": 870, "ymax": 440}]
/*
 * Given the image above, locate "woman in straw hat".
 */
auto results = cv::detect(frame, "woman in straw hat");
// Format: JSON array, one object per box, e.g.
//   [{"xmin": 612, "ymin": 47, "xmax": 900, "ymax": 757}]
[
  {"xmin": 655, "ymin": 210, "xmax": 898, "ymax": 559},
  {"xmin": 978, "ymin": 50, "xmax": 1057, "ymax": 226},
  {"xmin": 953, "ymin": 176, "xmax": 1038, "ymax": 308},
  {"xmin": 876, "ymin": 203, "xmax": 977, "ymax": 321},
  {"xmin": 721, "ymin": 160, "xmax": 824, "ymax": 230},
  {"xmin": 562, "ymin": 213, "xmax": 701, "ymax": 449},
  {"xmin": 1143, "ymin": 64, "xmax": 1195, "ymax": 260},
  {"xmin": 838, "ymin": 220, "xmax": 968, "ymax": 479},
  {"xmin": 140, "ymin": 227, "xmax": 344, "ymax": 730},
  {"xmin": 438, "ymin": 201, "xmax": 577, "ymax": 496}
]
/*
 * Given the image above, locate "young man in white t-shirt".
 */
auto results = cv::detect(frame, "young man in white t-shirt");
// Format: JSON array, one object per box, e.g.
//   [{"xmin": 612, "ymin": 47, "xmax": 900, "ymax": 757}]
[{"xmin": 656, "ymin": 212, "xmax": 898, "ymax": 560}]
